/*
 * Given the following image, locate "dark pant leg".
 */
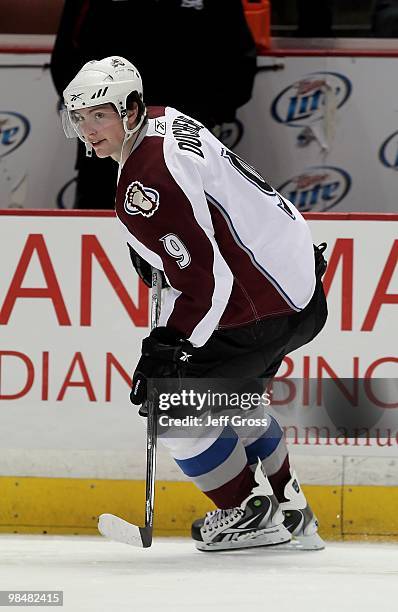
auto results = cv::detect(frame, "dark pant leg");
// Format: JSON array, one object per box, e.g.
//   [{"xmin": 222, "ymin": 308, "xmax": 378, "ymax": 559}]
[
  {"xmin": 257, "ymin": 275, "xmax": 328, "ymax": 378},
  {"xmin": 185, "ymin": 276, "xmax": 327, "ymax": 380}
]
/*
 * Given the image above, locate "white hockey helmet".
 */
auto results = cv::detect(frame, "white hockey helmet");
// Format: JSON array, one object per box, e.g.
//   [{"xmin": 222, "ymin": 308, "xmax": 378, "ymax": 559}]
[{"xmin": 62, "ymin": 56, "xmax": 146, "ymax": 151}]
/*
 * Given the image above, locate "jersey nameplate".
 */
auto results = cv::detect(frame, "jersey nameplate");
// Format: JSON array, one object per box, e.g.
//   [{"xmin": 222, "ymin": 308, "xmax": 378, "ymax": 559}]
[{"xmin": 172, "ymin": 115, "xmax": 205, "ymax": 159}]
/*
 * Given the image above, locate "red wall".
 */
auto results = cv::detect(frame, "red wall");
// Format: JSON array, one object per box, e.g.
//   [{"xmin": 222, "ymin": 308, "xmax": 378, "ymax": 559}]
[{"xmin": 0, "ymin": 0, "xmax": 64, "ymax": 34}]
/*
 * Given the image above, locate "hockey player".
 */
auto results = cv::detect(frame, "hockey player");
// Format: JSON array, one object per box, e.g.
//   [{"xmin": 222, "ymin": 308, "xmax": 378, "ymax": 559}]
[{"xmin": 62, "ymin": 57, "xmax": 328, "ymax": 552}]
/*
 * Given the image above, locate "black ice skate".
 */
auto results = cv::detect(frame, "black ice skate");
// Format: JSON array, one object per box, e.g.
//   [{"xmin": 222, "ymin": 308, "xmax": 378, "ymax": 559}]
[
  {"xmin": 191, "ymin": 462, "xmax": 291, "ymax": 552},
  {"xmin": 279, "ymin": 471, "xmax": 325, "ymax": 551}
]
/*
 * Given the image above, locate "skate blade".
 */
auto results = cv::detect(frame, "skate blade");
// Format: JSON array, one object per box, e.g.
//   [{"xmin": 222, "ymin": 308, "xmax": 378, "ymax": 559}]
[
  {"xmin": 195, "ymin": 524, "xmax": 291, "ymax": 552},
  {"xmin": 271, "ymin": 532, "xmax": 325, "ymax": 551}
]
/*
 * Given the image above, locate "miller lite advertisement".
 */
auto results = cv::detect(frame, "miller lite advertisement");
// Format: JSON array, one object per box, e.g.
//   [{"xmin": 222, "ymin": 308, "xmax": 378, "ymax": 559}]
[
  {"xmin": 3, "ymin": 52, "xmax": 398, "ymax": 212},
  {"xmin": 0, "ymin": 53, "xmax": 75, "ymax": 210},
  {"xmin": 236, "ymin": 56, "xmax": 398, "ymax": 213}
]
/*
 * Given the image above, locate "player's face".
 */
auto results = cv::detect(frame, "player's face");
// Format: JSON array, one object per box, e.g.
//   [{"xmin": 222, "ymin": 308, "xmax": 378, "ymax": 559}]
[{"xmin": 70, "ymin": 104, "xmax": 125, "ymax": 159}]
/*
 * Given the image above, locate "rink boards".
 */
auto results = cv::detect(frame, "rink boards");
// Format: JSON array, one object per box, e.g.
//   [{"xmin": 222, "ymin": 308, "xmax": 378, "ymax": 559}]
[
  {"xmin": 0, "ymin": 210, "xmax": 397, "ymax": 539},
  {"xmin": 4, "ymin": 49, "xmax": 398, "ymax": 214}
]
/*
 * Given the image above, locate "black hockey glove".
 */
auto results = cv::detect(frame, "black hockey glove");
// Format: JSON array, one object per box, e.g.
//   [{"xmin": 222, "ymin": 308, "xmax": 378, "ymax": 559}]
[
  {"xmin": 130, "ymin": 327, "xmax": 193, "ymax": 409},
  {"xmin": 127, "ymin": 244, "xmax": 168, "ymax": 289},
  {"xmin": 314, "ymin": 243, "xmax": 327, "ymax": 278}
]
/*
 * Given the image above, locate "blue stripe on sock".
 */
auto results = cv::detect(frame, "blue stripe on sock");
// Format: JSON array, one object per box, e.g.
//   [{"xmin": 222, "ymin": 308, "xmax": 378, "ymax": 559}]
[
  {"xmin": 244, "ymin": 416, "xmax": 283, "ymax": 464},
  {"xmin": 174, "ymin": 426, "xmax": 238, "ymax": 477}
]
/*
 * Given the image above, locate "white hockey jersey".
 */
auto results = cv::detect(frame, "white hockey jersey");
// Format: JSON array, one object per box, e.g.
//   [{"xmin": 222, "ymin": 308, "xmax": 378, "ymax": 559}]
[{"xmin": 116, "ymin": 106, "xmax": 316, "ymax": 347}]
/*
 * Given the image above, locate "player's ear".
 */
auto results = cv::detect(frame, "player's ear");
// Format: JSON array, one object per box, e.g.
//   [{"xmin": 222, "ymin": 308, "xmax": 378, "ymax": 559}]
[{"xmin": 127, "ymin": 103, "xmax": 139, "ymax": 129}]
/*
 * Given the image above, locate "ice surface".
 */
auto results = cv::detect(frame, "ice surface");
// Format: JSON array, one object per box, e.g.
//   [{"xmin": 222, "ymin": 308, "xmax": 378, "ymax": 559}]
[{"xmin": 0, "ymin": 535, "xmax": 397, "ymax": 612}]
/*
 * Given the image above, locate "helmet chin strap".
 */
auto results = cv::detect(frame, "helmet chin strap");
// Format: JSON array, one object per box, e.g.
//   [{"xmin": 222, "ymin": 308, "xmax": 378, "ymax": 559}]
[
  {"xmin": 117, "ymin": 110, "xmax": 147, "ymax": 180},
  {"xmin": 123, "ymin": 109, "xmax": 147, "ymax": 139}
]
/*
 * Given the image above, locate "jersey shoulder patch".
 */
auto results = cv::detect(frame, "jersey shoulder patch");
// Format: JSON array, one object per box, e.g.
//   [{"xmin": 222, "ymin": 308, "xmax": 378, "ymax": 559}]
[
  {"xmin": 124, "ymin": 181, "xmax": 159, "ymax": 218},
  {"xmin": 146, "ymin": 116, "xmax": 167, "ymax": 138},
  {"xmin": 154, "ymin": 117, "xmax": 166, "ymax": 136}
]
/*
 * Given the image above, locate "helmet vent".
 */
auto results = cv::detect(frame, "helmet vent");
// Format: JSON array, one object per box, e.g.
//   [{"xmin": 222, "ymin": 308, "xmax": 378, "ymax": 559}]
[{"xmin": 90, "ymin": 86, "xmax": 109, "ymax": 100}]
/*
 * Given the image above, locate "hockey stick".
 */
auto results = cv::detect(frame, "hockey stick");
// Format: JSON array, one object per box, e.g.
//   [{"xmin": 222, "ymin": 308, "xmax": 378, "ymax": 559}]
[{"xmin": 98, "ymin": 268, "xmax": 162, "ymax": 547}]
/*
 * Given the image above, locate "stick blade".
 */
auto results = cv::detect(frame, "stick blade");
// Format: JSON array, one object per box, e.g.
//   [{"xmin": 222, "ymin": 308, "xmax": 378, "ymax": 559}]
[{"xmin": 98, "ymin": 513, "xmax": 152, "ymax": 548}]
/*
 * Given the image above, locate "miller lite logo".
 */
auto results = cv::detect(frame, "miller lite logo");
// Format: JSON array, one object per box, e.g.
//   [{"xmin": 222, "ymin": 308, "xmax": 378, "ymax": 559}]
[
  {"xmin": 57, "ymin": 176, "xmax": 77, "ymax": 210},
  {"xmin": 278, "ymin": 166, "xmax": 351, "ymax": 212},
  {"xmin": 124, "ymin": 181, "xmax": 159, "ymax": 217},
  {"xmin": 271, "ymin": 72, "xmax": 352, "ymax": 127},
  {"xmin": 0, "ymin": 112, "xmax": 30, "ymax": 159},
  {"xmin": 379, "ymin": 131, "xmax": 398, "ymax": 170},
  {"xmin": 217, "ymin": 120, "xmax": 243, "ymax": 150}
]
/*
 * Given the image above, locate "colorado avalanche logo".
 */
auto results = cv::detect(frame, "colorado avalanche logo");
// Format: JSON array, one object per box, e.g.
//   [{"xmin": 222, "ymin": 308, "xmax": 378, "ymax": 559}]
[{"xmin": 124, "ymin": 181, "xmax": 159, "ymax": 217}]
